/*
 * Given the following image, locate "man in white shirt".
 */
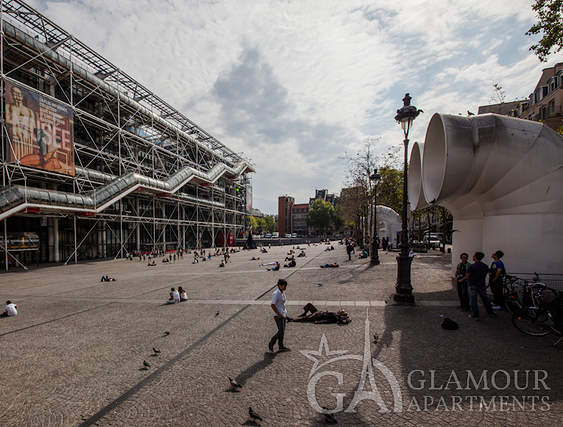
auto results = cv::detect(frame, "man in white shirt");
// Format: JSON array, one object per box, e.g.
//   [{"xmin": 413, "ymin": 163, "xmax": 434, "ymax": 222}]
[
  {"xmin": 269, "ymin": 279, "xmax": 290, "ymax": 352},
  {"xmin": 1, "ymin": 300, "xmax": 17, "ymax": 317}
]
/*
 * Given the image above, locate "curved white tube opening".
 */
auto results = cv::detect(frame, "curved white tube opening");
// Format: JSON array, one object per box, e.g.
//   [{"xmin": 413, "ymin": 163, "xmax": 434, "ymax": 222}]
[{"xmin": 407, "ymin": 142, "xmax": 428, "ymax": 210}]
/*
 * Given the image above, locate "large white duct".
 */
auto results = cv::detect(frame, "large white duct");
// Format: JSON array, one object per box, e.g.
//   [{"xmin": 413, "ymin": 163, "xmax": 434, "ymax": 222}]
[
  {"xmin": 376, "ymin": 205, "xmax": 401, "ymax": 247},
  {"xmin": 407, "ymin": 142, "xmax": 429, "ymax": 210},
  {"xmin": 418, "ymin": 113, "xmax": 563, "ymax": 275}
]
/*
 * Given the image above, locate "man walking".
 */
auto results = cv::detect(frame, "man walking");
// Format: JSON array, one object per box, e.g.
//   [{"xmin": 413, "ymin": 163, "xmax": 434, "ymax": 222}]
[
  {"xmin": 269, "ymin": 279, "xmax": 290, "ymax": 352},
  {"xmin": 462, "ymin": 252, "xmax": 497, "ymax": 319}
]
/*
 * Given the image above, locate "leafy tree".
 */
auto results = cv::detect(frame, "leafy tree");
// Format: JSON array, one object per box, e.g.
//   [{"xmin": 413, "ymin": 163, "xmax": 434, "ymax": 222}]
[
  {"xmin": 376, "ymin": 166, "xmax": 403, "ymax": 216},
  {"xmin": 263, "ymin": 215, "xmax": 276, "ymax": 233},
  {"xmin": 308, "ymin": 199, "xmax": 335, "ymax": 235},
  {"xmin": 339, "ymin": 141, "xmax": 405, "ymax": 244},
  {"xmin": 526, "ymin": 0, "xmax": 563, "ymax": 61}
]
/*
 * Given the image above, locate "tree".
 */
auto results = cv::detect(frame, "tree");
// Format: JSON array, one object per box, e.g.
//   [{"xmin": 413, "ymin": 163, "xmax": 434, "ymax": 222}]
[
  {"xmin": 491, "ymin": 83, "xmax": 506, "ymax": 104},
  {"xmin": 339, "ymin": 141, "xmax": 404, "ymax": 244},
  {"xmin": 308, "ymin": 199, "xmax": 335, "ymax": 235},
  {"xmin": 526, "ymin": 0, "xmax": 563, "ymax": 62},
  {"xmin": 263, "ymin": 215, "xmax": 276, "ymax": 233}
]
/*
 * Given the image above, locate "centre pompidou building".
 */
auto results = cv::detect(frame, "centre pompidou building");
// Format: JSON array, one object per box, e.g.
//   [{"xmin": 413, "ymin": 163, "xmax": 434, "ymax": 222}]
[{"xmin": 0, "ymin": 0, "xmax": 254, "ymax": 270}]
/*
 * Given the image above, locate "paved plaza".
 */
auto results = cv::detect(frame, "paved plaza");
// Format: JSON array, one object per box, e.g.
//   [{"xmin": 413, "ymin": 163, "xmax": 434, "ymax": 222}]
[{"xmin": 0, "ymin": 243, "xmax": 561, "ymax": 426}]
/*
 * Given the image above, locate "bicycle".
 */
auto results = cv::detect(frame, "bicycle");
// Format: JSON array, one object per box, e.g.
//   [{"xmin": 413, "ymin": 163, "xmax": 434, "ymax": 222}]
[
  {"xmin": 511, "ymin": 276, "xmax": 563, "ymax": 346},
  {"xmin": 502, "ymin": 274, "xmax": 526, "ymax": 315}
]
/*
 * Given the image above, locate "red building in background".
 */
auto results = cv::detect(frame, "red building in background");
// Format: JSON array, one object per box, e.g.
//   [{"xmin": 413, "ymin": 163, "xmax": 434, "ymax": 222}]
[{"xmin": 278, "ymin": 195, "xmax": 294, "ymax": 236}]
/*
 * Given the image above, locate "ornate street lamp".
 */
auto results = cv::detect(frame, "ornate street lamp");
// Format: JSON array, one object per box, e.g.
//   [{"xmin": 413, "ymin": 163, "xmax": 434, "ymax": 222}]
[
  {"xmin": 370, "ymin": 168, "xmax": 381, "ymax": 265},
  {"xmin": 393, "ymin": 93, "xmax": 422, "ymax": 303}
]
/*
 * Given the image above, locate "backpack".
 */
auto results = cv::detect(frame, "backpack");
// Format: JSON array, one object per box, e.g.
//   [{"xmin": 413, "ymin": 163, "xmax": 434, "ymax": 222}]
[{"xmin": 441, "ymin": 317, "xmax": 459, "ymax": 330}]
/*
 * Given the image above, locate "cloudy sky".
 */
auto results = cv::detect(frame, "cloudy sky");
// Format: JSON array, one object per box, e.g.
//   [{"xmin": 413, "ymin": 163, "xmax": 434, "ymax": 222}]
[{"xmin": 30, "ymin": 0, "xmax": 560, "ymax": 213}]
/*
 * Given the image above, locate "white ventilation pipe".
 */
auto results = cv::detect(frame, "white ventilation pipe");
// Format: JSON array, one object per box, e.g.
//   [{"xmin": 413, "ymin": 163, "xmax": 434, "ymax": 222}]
[
  {"xmin": 407, "ymin": 142, "xmax": 429, "ymax": 210},
  {"xmin": 419, "ymin": 112, "xmax": 563, "ymax": 275},
  {"xmin": 376, "ymin": 205, "xmax": 401, "ymax": 247}
]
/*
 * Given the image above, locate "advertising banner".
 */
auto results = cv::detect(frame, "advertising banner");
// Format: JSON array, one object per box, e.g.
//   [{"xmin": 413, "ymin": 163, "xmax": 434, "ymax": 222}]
[{"xmin": 4, "ymin": 80, "xmax": 74, "ymax": 175}]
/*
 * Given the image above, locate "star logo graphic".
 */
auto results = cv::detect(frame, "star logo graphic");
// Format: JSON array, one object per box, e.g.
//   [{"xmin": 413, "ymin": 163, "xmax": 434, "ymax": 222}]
[{"xmin": 300, "ymin": 334, "xmax": 350, "ymax": 377}]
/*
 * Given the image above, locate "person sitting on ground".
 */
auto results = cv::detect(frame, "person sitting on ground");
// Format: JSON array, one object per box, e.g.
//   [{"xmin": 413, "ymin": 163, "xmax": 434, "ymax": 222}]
[
  {"xmin": 297, "ymin": 250, "xmax": 306, "ymax": 258},
  {"xmin": 178, "ymin": 287, "xmax": 188, "ymax": 302},
  {"xmin": 1, "ymin": 300, "xmax": 17, "ymax": 317},
  {"xmin": 359, "ymin": 248, "xmax": 369, "ymax": 259},
  {"xmin": 219, "ymin": 260, "xmax": 225, "ymax": 267},
  {"xmin": 320, "ymin": 263, "xmax": 339, "ymax": 268},
  {"xmin": 251, "ymin": 256, "xmax": 260, "ymax": 260},
  {"xmin": 167, "ymin": 287, "xmax": 180, "ymax": 304},
  {"xmin": 284, "ymin": 259, "xmax": 296, "ymax": 268},
  {"xmin": 290, "ymin": 303, "xmax": 351, "ymax": 324},
  {"xmin": 265, "ymin": 261, "xmax": 281, "ymax": 271},
  {"xmin": 162, "ymin": 257, "xmax": 169, "ymax": 263},
  {"xmin": 148, "ymin": 260, "xmax": 157, "ymax": 267},
  {"xmin": 100, "ymin": 275, "xmax": 116, "ymax": 282},
  {"xmin": 261, "ymin": 247, "xmax": 268, "ymax": 254}
]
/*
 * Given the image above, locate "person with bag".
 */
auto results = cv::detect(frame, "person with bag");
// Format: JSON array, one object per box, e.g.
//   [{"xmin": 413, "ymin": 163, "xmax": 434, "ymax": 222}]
[
  {"xmin": 489, "ymin": 250, "xmax": 506, "ymax": 310},
  {"xmin": 455, "ymin": 253, "xmax": 471, "ymax": 311}
]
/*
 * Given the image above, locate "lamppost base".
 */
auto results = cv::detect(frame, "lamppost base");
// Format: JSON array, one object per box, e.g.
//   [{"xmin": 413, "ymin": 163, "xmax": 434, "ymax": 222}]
[
  {"xmin": 394, "ymin": 253, "xmax": 414, "ymax": 304},
  {"xmin": 370, "ymin": 257, "xmax": 380, "ymax": 266},
  {"xmin": 392, "ymin": 292, "xmax": 415, "ymax": 304}
]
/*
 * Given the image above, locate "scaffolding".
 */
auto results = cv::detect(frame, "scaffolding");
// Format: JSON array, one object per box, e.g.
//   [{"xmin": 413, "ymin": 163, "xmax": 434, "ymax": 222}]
[{"xmin": 0, "ymin": 0, "xmax": 255, "ymax": 271}]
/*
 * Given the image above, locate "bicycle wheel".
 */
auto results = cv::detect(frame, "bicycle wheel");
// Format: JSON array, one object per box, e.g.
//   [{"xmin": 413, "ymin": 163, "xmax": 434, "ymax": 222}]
[
  {"xmin": 512, "ymin": 308, "xmax": 552, "ymax": 336},
  {"xmin": 505, "ymin": 292, "xmax": 522, "ymax": 315}
]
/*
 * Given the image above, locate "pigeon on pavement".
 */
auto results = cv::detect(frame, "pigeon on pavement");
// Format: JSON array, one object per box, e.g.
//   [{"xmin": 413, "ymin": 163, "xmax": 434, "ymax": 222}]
[
  {"xmin": 163, "ymin": 331, "xmax": 170, "ymax": 336},
  {"xmin": 248, "ymin": 407, "xmax": 263, "ymax": 422},
  {"xmin": 143, "ymin": 360, "xmax": 151, "ymax": 369},
  {"xmin": 322, "ymin": 408, "xmax": 337, "ymax": 424},
  {"xmin": 153, "ymin": 347, "xmax": 161, "ymax": 355},
  {"xmin": 229, "ymin": 377, "xmax": 242, "ymax": 390},
  {"xmin": 324, "ymin": 413, "xmax": 337, "ymax": 424}
]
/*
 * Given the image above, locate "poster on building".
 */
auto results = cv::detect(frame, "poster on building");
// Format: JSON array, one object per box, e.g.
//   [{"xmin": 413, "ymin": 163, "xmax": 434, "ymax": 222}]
[{"xmin": 4, "ymin": 80, "xmax": 74, "ymax": 176}]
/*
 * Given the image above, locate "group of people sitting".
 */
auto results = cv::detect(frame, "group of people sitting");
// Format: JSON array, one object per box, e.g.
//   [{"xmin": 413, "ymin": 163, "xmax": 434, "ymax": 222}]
[{"xmin": 167, "ymin": 287, "xmax": 188, "ymax": 304}]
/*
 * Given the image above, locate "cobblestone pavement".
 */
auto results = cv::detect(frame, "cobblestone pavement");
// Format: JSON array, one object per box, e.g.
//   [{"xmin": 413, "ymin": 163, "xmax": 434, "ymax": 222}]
[{"xmin": 0, "ymin": 243, "xmax": 561, "ymax": 426}]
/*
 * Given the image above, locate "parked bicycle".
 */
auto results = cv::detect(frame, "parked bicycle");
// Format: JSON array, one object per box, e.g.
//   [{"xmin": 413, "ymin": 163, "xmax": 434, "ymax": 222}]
[{"xmin": 510, "ymin": 274, "xmax": 563, "ymax": 346}]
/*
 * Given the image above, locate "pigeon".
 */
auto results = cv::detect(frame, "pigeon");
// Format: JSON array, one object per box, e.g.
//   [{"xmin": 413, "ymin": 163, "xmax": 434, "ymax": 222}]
[
  {"xmin": 153, "ymin": 347, "xmax": 161, "ymax": 355},
  {"xmin": 215, "ymin": 311, "xmax": 220, "ymax": 317},
  {"xmin": 163, "ymin": 331, "xmax": 170, "ymax": 336},
  {"xmin": 143, "ymin": 360, "xmax": 151, "ymax": 369},
  {"xmin": 228, "ymin": 377, "xmax": 242, "ymax": 390},
  {"xmin": 321, "ymin": 407, "xmax": 337, "ymax": 424},
  {"xmin": 324, "ymin": 413, "xmax": 338, "ymax": 424},
  {"xmin": 317, "ymin": 283, "xmax": 323, "ymax": 287},
  {"xmin": 248, "ymin": 407, "xmax": 263, "ymax": 422}
]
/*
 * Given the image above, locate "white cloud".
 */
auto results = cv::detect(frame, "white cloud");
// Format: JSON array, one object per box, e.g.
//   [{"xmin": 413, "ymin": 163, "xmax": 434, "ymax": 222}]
[{"xmin": 28, "ymin": 0, "xmax": 555, "ymax": 213}]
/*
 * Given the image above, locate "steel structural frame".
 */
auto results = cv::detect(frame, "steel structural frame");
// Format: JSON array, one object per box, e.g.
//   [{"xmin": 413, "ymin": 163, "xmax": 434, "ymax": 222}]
[{"xmin": 0, "ymin": 0, "xmax": 252, "ymax": 270}]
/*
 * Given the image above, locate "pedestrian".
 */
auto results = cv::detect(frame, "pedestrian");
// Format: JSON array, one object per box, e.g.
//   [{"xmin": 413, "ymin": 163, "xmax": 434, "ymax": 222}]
[
  {"xmin": 269, "ymin": 279, "xmax": 290, "ymax": 352},
  {"xmin": 455, "ymin": 253, "xmax": 471, "ymax": 311},
  {"xmin": 489, "ymin": 250, "xmax": 506, "ymax": 310},
  {"xmin": 462, "ymin": 252, "xmax": 497, "ymax": 319},
  {"xmin": 346, "ymin": 243, "xmax": 353, "ymax": 261},
  {"xmin": 1, "ymin": 300, "xmax": 17, "ymax": 317}
]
